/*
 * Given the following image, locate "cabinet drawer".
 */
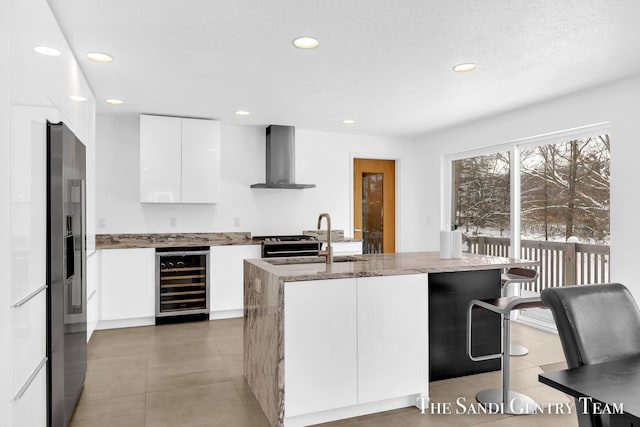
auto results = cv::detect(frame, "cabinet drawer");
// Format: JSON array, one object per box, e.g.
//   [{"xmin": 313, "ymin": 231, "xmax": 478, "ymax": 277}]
[
  {"xmin": 12, "ymin": 359, "xmax": 46, "ymax": 427},
  {"xmin": 11, "ymin": 287, "xmax": 46, "ymax": 395}
]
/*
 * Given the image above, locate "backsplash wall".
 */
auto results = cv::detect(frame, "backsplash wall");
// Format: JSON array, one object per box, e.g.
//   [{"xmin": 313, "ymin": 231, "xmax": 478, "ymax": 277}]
[{"xmin": 94, "ymin": 114, "xmax": 426, "ymax": 249}]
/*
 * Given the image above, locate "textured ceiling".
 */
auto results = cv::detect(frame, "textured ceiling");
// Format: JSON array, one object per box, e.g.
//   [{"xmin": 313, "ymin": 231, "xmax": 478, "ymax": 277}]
[{"xmin": 47, "ymin": 0, "xmax": 640, "ymax": 137}]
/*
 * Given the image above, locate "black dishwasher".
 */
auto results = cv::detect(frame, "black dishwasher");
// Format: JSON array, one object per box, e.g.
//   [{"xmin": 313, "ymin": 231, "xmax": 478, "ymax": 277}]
[{"xmin": 155, "ymin": 246, "xmax": 210, "ymax": 324}]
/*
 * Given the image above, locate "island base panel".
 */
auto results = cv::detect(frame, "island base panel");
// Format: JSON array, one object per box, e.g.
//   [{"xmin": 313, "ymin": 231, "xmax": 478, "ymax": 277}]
[{"xmin": 429, "ymin": 269, "xmax": 501, "ymax": 381}]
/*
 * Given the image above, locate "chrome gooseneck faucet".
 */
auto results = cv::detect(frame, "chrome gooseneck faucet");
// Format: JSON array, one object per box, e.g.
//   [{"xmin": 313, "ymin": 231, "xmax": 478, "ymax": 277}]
[{"xmin": 317, "ymin": 213, "xmax": 333, "ymax": 264}]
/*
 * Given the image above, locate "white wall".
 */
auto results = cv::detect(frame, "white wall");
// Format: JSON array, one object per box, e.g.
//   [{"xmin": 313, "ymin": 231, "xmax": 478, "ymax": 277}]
[
  {"xmin": 95, "ymin": 114, "xmax": 422, "ymax": 249},
  {"xmin": 413, "ymin": 74, "xmax": 640, "ymax": 299}
]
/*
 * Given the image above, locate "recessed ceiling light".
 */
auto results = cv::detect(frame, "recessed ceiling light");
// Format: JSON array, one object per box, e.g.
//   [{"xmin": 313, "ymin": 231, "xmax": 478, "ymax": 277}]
[
  {"xmin": 292, "ymin": 36, "xmax": 319, "ymax": 49},
  {"xmin": 453, "ymin": 63, "xmax": 477, "ymax": 72},
  {"xmin": 104, "ymin": 98, "xmax": 124, "ymax": 105},
  {"xmin": 34, "ymin": 46, "xmax": 61, "ymax": 57},
  {"xmin": 342, "ymin": 119, "xmax": 356, "ymax": 125},
  {"xmin": 87, "ymin": 52, "xmax": 113, "ymax": 63},
  {"xmin": 69, "ymin": 95, "xmax": 88, "ymax": 102},
  {"xmin": 234, "ymin": 110, "xmax": 251, "ymax": 116}
]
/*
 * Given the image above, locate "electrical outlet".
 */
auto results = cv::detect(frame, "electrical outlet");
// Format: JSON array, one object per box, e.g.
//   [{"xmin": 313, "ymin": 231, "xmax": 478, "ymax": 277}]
[
  {"xmin": 98, "ymin": 217, "xmax": 106, "ymax": 228},
  {"xmin": 234, "ymin": 217, "xmax": 240, "ymax": 227},
  {"xmin": 170, "ymin": 217, "xmax": 177, "ymax": 227}
]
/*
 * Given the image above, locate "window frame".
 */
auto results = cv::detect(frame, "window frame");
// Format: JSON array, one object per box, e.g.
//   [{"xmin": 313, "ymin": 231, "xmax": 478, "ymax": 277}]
[{"xmin": 443, "ymin": 122, "xmax": 611, "ymax": 258}]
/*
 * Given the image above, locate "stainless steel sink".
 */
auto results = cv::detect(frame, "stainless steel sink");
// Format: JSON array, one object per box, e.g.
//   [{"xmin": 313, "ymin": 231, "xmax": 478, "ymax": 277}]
[{"xmin": 263, "ymin": 255, "xmax": 364, "ymax": 265}]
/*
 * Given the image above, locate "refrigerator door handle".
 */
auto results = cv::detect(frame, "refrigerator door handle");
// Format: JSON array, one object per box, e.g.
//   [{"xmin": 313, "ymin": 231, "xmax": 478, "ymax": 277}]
[{"xmin": 68, "ymin": 179, "xmax": 84, "ymax": 312}]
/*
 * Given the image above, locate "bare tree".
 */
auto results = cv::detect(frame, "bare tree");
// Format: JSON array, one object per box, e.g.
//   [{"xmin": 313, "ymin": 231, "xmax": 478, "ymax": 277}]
[{"xmin": 520, "ymin": 135, "xmax": 610, "ymax": 243}]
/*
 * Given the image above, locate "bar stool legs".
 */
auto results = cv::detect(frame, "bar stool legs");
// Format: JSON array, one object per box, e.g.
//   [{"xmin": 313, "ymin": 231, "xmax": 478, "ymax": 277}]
[
  {"xmin": 474, "ymin": 314, "xmax": 537, "ymax": 414},
  {"xmin": 501, "ymin": 268, "xmax": 539, "ymax": 357},
  {"xmin": 467, "ymin": 297, "xmax": 543, "ymax": 415}
]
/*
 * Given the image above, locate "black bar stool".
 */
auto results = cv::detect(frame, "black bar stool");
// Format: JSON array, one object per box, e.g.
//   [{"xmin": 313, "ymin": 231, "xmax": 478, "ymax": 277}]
[
  {"xmin": 467, "ymin": 295, "xmax": 544, "ymax": 414},
  {"xmin": 501, "ymin": 268, "xmax": 539, "ymax": 356}
]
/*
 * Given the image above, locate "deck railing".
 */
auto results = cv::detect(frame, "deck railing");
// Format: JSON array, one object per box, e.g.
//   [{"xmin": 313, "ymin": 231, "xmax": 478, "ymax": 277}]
[{"xmin": 468, "ymin": 236, "xmax": 610, "ymax": 293}]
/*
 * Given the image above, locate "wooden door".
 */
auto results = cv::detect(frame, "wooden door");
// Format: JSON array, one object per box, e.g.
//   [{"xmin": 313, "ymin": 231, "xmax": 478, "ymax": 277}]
[{"xmin": 354, "ymin": 159, "xmax": 395, "ymax": 253}]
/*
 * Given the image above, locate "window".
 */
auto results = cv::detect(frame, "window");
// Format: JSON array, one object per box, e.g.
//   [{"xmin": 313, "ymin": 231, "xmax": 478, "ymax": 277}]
[
  {"xmin": 451, "ymin": 151, "xmax": 511, "ymax": 255},
  {"xmin": 447, "ymin": 126, "xmax": 611, "ymax": 328},
  {"xmin": 520, "ymin": 135, "xmax": 610, "ymax": 244}
]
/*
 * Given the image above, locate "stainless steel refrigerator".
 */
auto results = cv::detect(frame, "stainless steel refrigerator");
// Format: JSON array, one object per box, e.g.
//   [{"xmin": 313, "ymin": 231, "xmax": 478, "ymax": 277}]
[{"xmin": 47, "ymin": 121, "xmax": 87, "ymax": 427}]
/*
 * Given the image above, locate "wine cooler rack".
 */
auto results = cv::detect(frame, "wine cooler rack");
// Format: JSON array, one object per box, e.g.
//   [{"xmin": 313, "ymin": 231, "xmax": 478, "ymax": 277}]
[{"xmin": 155, "ymin": 247, "xmax": 210, "ymax": 323}]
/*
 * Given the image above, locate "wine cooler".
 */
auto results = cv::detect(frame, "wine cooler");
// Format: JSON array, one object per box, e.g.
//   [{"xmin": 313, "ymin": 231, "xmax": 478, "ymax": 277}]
[{"xmin": 156, "ymin": 247, "xmax": 210, "ymax": 324}]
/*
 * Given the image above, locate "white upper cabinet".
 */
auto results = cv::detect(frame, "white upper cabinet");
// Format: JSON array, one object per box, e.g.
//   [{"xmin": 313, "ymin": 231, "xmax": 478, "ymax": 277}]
[
  {"xmin": 140, "ymin": 115, "xmax": 181, "ymax": 203},
  {"xmin": 181, "ymin": 118, "xmax": 221, "ymax": 203},
  {"xmin": 139, "ymin": 114, "xmax": 220, "ymax": 203}
]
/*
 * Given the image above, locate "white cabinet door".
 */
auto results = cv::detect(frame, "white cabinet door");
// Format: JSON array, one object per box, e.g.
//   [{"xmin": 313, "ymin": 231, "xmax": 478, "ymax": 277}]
[
  {"xmin": 86, "ymin": 251, "xmax": 99, "ymax": 339},
  {"xmin": 140, "ymin": 115, "xmax": 221, "ymax": 203},
  {"xmin": 11, "ymin": 360, "xmax": 46, "ymax": 427},
  {"xmin": 11, "ymin": 288, "xmax": 46, "ymax": 399},
  {"xmin": 100, "ymin": 248, "xmax": 155, "ymax": 320},
  {"xmin": 357, "ymin": 274, "xmax": 428, "ymax": 404},
  {"xmin": 210, "ymin": 245, "xmax": 260, "ymax": 313},
  {"xmin": 10, "ymin": 107, "xmax": 52, "ymax": 312},
  {"xmin": 181, "ymin": 118, "xmax": 220, "ymax": 203},
  {"xmin": 284, "ymin": 279, "xmax": 358, "ymax": 416},
  {"xmin": 139, "ymin": 114, "xmax": 182, "ymax": 203}
]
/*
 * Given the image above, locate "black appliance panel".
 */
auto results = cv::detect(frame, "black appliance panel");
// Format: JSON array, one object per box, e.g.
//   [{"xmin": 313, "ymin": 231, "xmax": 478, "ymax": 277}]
[
  {"xmin": 253, "ymin": 235, "xmax": 321, "ymax": 258},
  {"xmin": 156, "ymin": 248, "xmax": 210, "ymax": 323},
  {"xmin": 47, "ymin": 121, "xmax": 86, "ymax": 427}
]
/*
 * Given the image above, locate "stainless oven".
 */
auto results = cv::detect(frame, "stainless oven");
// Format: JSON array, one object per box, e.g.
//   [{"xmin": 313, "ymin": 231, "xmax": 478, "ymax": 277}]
[{"xmin": 253, "ymin": 235, "xmax": 320, "ymax": 258}]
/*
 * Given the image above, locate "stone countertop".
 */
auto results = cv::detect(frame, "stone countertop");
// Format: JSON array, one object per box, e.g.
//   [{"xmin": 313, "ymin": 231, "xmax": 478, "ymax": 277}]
[
  {"xmin": 245, "ymin": 251, "xmax": 539, "ymax": 282},
  {"xmin": 243, "ymin": 251, "xmax": 539, "ymax": 427},
  {"xmin": 302, "ymin": 229, "xmax": 362, "ymax": 243},
  {"xmin": 96, "ymin": 232, "xmax": 360, "ymax": 249},
  {"xmin": 96, "ymin": 232, "xmax": 257, "ymax": 249}
]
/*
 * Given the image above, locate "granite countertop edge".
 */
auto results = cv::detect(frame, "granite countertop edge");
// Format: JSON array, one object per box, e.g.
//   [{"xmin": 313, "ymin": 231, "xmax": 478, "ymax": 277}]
[
  {"xmin": 96, "ymin": 232, "xmax": 258, "ymax": 249},
  {"xmin": 246, "ymin": 252, "xmax": 540, "ymax": 282},
  {"xmin": 96, "ymin": 232, "xmax": 362, "ymax": 249}
]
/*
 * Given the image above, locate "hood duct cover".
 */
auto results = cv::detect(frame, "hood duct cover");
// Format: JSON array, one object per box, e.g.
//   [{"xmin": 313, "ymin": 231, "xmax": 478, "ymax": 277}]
[{"xmin": 251, "ymin": 125, "xmax": 316, "ymax": 189}]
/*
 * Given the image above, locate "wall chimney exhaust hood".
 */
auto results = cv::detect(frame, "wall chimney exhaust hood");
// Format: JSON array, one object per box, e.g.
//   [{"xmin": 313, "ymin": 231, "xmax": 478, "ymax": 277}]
[{"xmin": 251, "ymin": 125, "xmax": 316, "ymax": 189}]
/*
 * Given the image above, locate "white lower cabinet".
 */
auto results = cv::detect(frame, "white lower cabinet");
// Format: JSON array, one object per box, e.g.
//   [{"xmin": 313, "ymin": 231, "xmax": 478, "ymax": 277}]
[
  {"xmin": 10, "ymin": 289, "xmax": 46, "ymax": 427},
  {"xmin": 100, "ymin": 248, "xmax": 155, "ymax": 321},
  {"xmin": 10, "ymin": 288, "xmax": 46, "ymax": 399},
  {"xmin": 209, "ymin": 245, "xmax": 261, "ymax": 316},
  {"xmin": 11, "ymin": 361, "xmax": 46, "ymax": 427},
  {"xmin": 86, "ymin": 251, "xmax": 99, "ymax": 339},
  {"xmin": 284, "ymin": 279, "xmax": 358, "ymax": 416},
  {"xmin": 283, "ymin": 274, "xmax": 428, "ymax": 419},
  {"xmin": 357, "ymin": 274, "xmax": 429, "ymax": 403},
  {"xmin": 98, "ymin": 245, "xmax": 261, "ymax": 326}
]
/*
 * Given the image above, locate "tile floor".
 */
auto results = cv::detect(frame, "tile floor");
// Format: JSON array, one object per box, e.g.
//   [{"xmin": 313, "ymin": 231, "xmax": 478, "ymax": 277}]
[{"xmin": 69, "ymin": 319, "xmax": 577, "ymax": 427}]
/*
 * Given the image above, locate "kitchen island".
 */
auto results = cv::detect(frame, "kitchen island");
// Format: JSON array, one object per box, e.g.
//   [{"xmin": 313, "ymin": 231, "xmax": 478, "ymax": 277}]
[{"xmin": 244, "ymin": 252, "xmax": 538, "ymax": 427}]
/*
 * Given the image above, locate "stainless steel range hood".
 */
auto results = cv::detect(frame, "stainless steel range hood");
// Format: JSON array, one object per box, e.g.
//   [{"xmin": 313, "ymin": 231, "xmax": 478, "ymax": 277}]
[{"xmin": 251, "ymin": 125, "xmax": 316, "ymax": 189}]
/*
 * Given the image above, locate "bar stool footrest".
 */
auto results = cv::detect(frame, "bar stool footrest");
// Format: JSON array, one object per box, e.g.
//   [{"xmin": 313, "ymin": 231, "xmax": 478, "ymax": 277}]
[{"xmin": 476, "ymin": 389, "xmax": 538, "ymax": 415}]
